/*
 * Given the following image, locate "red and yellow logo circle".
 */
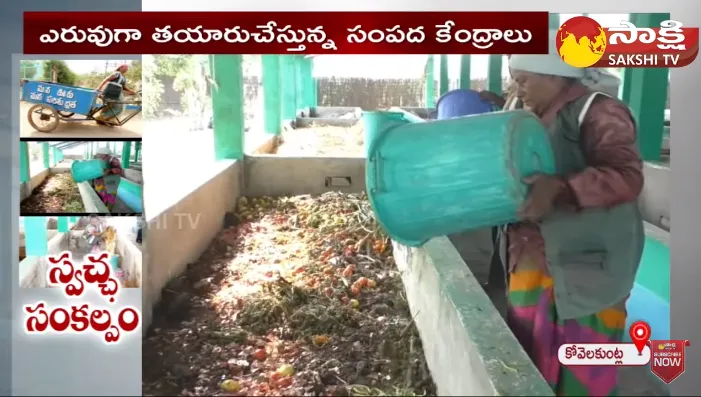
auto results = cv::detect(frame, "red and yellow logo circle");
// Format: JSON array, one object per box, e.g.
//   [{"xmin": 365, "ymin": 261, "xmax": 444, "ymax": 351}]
[{"xmin": 556, "ymin": 16, "xmax": 608, "ymax": 68}]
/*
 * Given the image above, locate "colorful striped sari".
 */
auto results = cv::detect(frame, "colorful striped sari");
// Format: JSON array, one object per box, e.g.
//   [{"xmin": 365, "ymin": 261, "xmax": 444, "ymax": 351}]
[{"xmin": 507, "ymin": 255, "xmax": 627, "ymax": 397}]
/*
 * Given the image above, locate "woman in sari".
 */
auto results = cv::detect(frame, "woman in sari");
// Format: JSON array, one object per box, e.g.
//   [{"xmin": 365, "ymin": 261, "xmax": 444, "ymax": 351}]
[
  {"xmin": 83, "ymin": 215, "xmax": 108, "ymax": 254},
  {"xmin": 92, "ymin": 147, "xmax": 123, "ymax": 211},
  {"xmin": 94, "ymin": 63, "xmax": 137, "ymax": 126},
  {"xmin": 492, "ymin": 34, "xmax": 645, "ymax": 396}
]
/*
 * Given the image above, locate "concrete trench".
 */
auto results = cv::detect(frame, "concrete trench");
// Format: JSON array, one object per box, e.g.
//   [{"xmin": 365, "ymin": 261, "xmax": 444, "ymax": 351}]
[
  {"xmin": 145, "ymin": 107, "xmax": 671, "ymax": 395},
  {"xmin": 20, "ymin": 161, "xmax": 145, "ymax": 215},
  {"xmin": 239, "ymin": 154, "xmax": 669, "ymax": 395},
  {"xmin": 20, "ymin": 223, "xmax": 143, "ymax": 289}
]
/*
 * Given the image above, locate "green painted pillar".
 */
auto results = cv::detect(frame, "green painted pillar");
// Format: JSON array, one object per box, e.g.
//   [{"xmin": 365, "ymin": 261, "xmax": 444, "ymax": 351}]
[
  {"xmin": 487, "ymin": 56, "xmax": 503, "ymax": 94},
  {"xmin": 57, "ymin": 150, "xmax": 63, "ymax": 162},
  {"xmin": 294, "ymin": 56, "xmax": 306, "ymax": 111},
  {"xmin": 134, "ymin": 141, "xmax": 141, "ymax": 162},
  {"xmin": 549, "ymin": 13, "xmax": 560, "ymax": 29},
  {"xmin": 42, "ymin": 142, "xmax": 50, "ymax": 169},
  {"xmin": 439, "ymin": 55, "xmax": 449, "ymax": 96},
  {"xmin": 70, "ymin": 216, "xmax": 79, "ymax": 224},
  {"xmin": 121, "ymin": 141, "xmax": 132, "ymax": 169},
  {"xmin": 425, "ymin": 55, "xmax": 435, "ymax": 108},
  {"xmin": 312, "ymin": 78, "xmax": 319, "ymax": 106},
  {"xmin": 57, "ymin": 217, "xmax": 69, "ymax": 232},
  {"xmin": 209, "ymin": 55, "xmax": 245, "ymax": 160},
  {"xmin": 620, "ymin": 13, "xmax": 670, "ymax": 162},
  {"xmin": 280, "ymin": 55, "xmax": 297, "ymax": 121},
  {"xmin": 300, "ymin": 57, "xmax": 315, "ymax": 107},
  {"xmin": 24, "ymin": 216, "xmax": 48, "ymax": 256},
  {"xmin": 459, "ymin": 55, "xmax": 471, "ymax": 90},
  {"xmin": 262, "ymin": 55, "xmax": 282, "ymax": 135},
  {"xmin": 20, "ymin": 141, "xmax": 30, "ymax": 183}
]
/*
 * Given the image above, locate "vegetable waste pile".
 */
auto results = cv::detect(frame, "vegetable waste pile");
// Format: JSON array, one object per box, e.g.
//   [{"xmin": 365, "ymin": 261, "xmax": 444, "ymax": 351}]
[
  {"xmin": 143, "ymin": 192, "xmax": 436, "ymax": 397},
  {"xmin": 20, "ymin": 173, "xmax": 84, "ymax": 213},
  {"xmin": 275, "ymin": 123, "xmax": 365, "ymax": 157}
]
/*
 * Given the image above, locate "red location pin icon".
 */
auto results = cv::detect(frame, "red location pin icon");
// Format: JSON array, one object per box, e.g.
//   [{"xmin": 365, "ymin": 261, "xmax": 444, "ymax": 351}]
[{"xmin": 629, "ymin": 321, "xmax": 651, "ymax": 355}]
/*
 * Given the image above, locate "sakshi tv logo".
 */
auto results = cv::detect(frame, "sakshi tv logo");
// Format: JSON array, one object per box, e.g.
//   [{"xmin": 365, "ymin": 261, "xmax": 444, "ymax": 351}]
[
  {"xmin": 556, "ymin": 16, "xmax": 699, "ymax": 68},
  {"xmin": 658, "ymin": 342, "xmax": 675, "ymax": 351}
]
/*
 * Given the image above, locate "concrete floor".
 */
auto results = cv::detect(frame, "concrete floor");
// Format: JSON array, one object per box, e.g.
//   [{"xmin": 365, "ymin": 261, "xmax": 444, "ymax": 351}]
[
  {"xmin": 19, "ymin": 102, "xmax": 142, "ymax": 139},
  {"xmin": 448, "ymin": 231, "xmax": 669, "ymax": 396}
]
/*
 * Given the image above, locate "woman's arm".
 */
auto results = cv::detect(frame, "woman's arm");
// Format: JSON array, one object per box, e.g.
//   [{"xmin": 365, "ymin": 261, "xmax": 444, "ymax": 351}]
[{"xmin": 562, "ymin": 96, "xmax": 644, "ymax": 208}]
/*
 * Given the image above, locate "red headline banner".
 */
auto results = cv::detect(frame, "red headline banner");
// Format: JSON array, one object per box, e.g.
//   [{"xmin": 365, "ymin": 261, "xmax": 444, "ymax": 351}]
[{"xmin": 23, "ymin": 11, "xmax": 549, "ymax": 55}]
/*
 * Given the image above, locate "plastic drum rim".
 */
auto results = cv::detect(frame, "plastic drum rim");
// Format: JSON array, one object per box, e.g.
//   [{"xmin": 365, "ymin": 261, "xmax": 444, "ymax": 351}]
[
  {"xmin": 365, "ymin": 116, "xmax": 427, "ymax": 248},
  {"xmin": 505, "ymin": 111, "xmax": 557, "ymax": 198},
  {"xmin": 435, "ymin": 89, "xmax": 496, "ymax": 117}
]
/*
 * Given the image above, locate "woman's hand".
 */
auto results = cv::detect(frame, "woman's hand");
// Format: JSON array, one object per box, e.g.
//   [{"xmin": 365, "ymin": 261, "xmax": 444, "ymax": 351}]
[
  {"xmin": 479, "ymin": 90, "xmax": 506, "ymax": 108},
  {"xmin": 518, "ymin": 174, "xmax": 566, "ymax": 222}
]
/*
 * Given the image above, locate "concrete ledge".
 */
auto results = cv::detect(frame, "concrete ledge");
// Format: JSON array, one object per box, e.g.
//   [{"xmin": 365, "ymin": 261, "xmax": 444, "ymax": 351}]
[
  {"xmin": 49, "ymin": 166, "xmax": 71, "ymax": 174},
  {"xmin": 19, "ymin": 230, "xmax": 61, "ymax": 248},
  {"xmin": 124, "ymin": 168, "xmax": 143, "ymax": 184},
  {"xmin": 392, "ymin": 237, "xmax": 553, "ymax": 396},
  {"xmin": 143, "ymin": 160, "xmax": 241, "ymax": 331},
  {"xmin": 20, "ymin": 257, "xmax": 46, "ymax": 288},
  {"xmin": 20, "ymin": 169, "xmax": 50, "ymax": 201},
  {"xmin": 20, "ymin": 231, "xmax": 82, "ymax": 287},
  {"xmin": 114, "ymin": 228, "xmax": 142, "ymax": 287},
  {"xmin": 298, "ymin": 106, "xmax": 362, "ymax": 119},
  {"xmin": 640, "ymin": 162, "xmax": 670, "ymax": 231},
  {"xmin": 77, "ymin": 181, "xmax": 108, "ymax": 213},
  {"xmin": 295, "ymin": 117, "xmax": 359, "ymax": 128},
  {"xmin": 244, "ymin": 155, "xmax": 365, "ymax": 197}
]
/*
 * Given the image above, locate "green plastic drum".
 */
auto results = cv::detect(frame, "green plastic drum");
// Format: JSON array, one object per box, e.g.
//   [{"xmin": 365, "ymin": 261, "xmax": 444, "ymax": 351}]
[
  {"xmin": 71, "ymin": 159, "xmax": 107, "ymax": 183},
  {"xmin": 364, "ymin": 110, "xmax": 557, "ymax": 247}
]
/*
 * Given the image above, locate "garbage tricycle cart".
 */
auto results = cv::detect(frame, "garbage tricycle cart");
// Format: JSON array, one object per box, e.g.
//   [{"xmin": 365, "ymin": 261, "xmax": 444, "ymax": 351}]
[{"xmin": 22, "ymin": 80, "xmax": 142, "ymax": 133}]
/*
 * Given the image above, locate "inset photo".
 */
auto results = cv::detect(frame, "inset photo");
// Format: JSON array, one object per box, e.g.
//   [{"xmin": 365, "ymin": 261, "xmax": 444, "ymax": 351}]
[
  {"xmin": 19, "ymin": 215, "xmax": 143, "ymax": 288},
  {"xmin": 19, "ymin": 59, "xmax": 142, "ymax": 139},
  {"xmin": 19, "ymin": 141, "xmax": 143, "ymax": 215}
]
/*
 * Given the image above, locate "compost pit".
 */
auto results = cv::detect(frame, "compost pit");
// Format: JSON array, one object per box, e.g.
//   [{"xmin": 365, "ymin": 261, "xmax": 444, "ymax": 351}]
[
  {"xmin": 143, "ymin": 192, "xmax": 436, "ymax": 397},
  {"xmin": 275, "ymin": 122, "xmax": 365, "ymax": 157},
  {"xmin": 20, "ymin": 173, "xmax": 84, "ymax": 213}
]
